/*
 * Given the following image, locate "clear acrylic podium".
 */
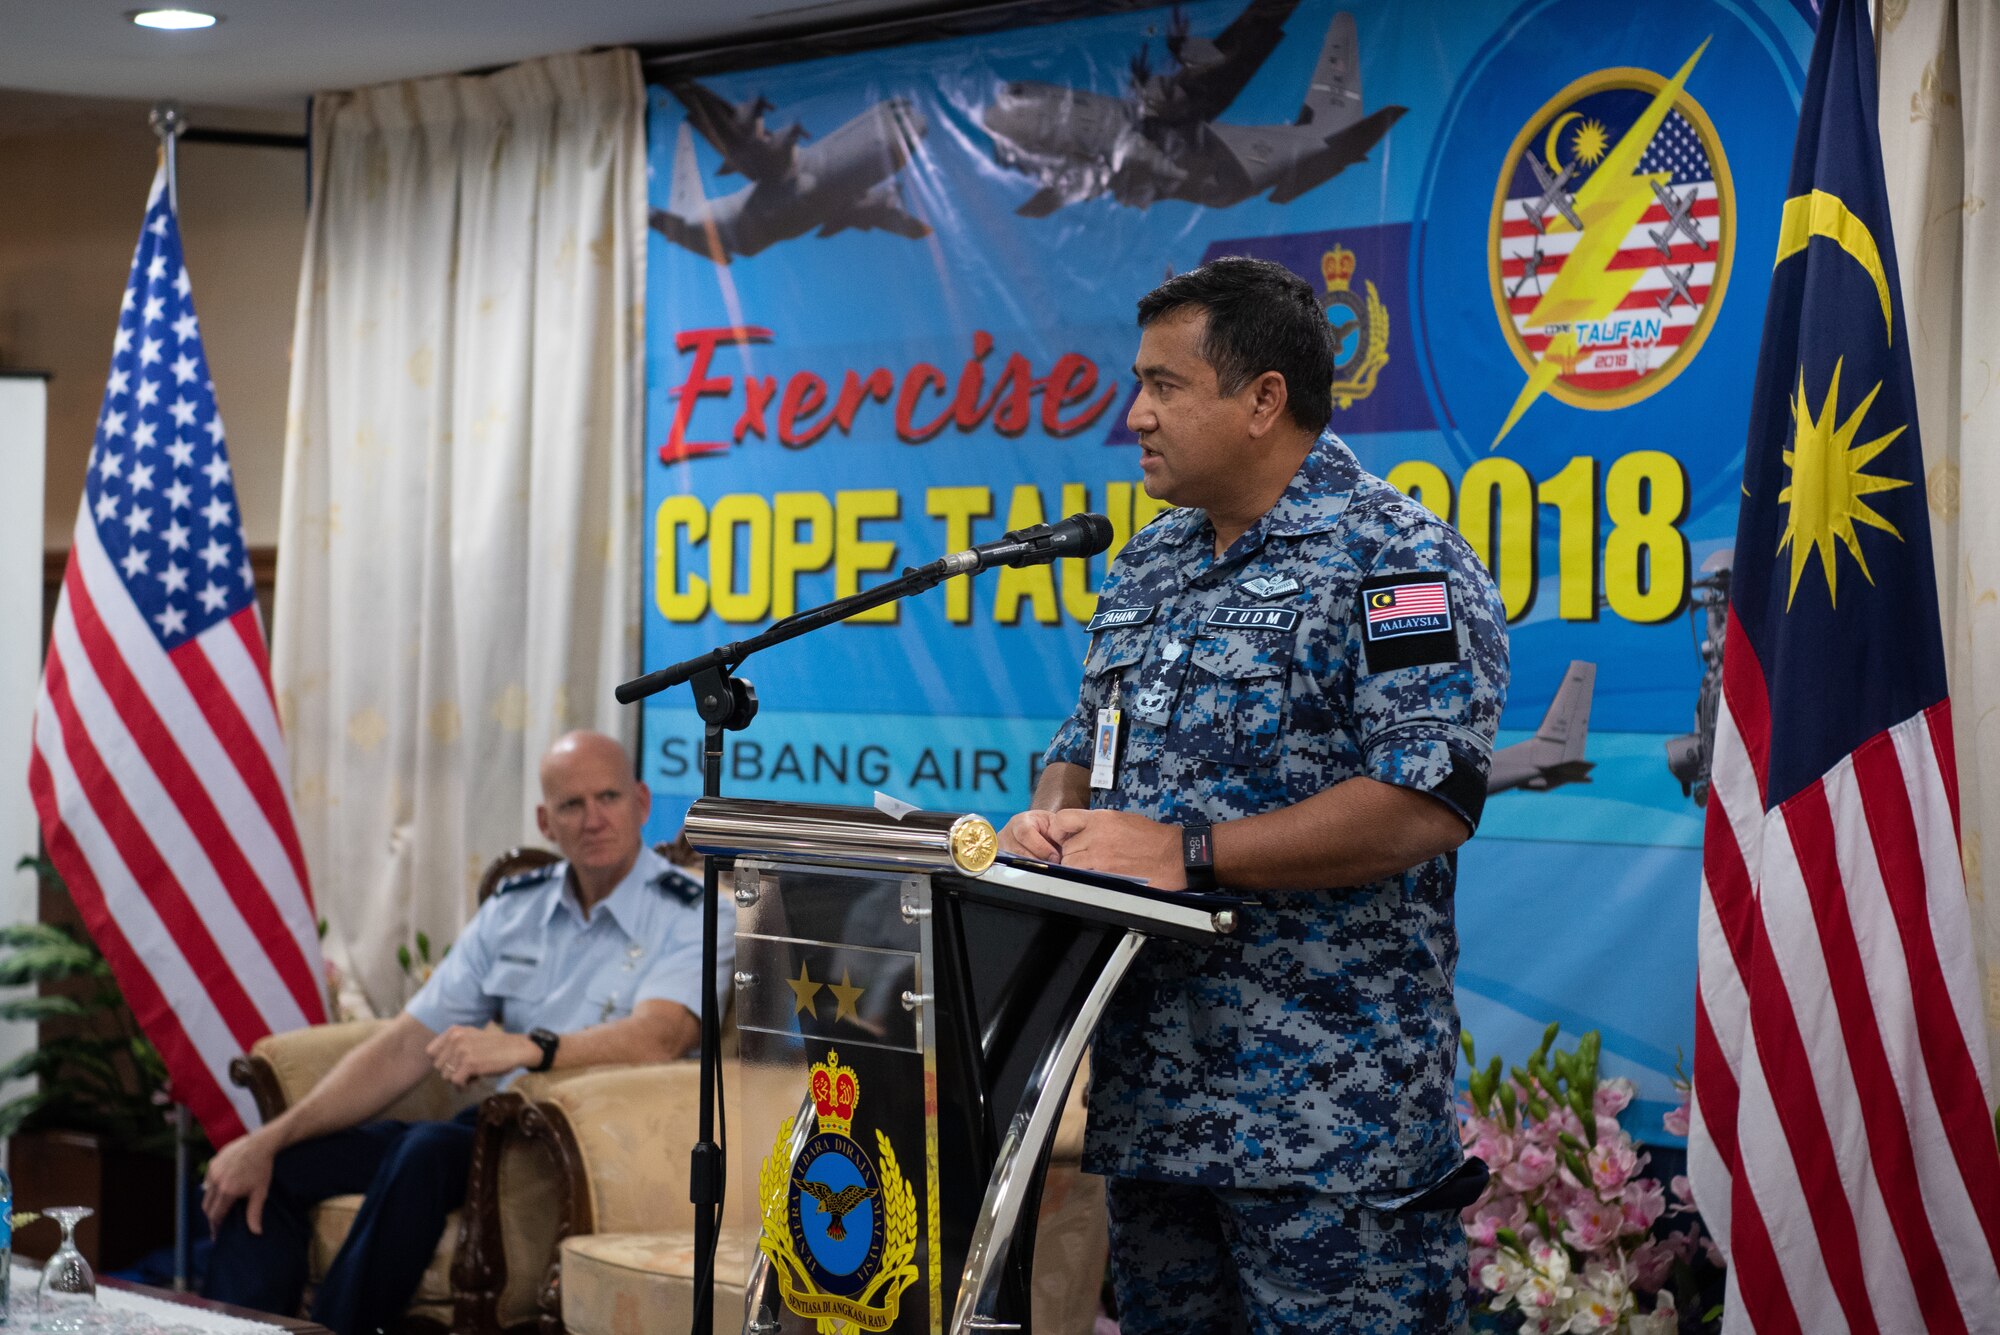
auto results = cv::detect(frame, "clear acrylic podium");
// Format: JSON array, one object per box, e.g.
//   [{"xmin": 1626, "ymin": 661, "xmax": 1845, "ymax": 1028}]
[{"xmin": 682, "ymin": 797, "xmax": 1236, "ymax": 1335}]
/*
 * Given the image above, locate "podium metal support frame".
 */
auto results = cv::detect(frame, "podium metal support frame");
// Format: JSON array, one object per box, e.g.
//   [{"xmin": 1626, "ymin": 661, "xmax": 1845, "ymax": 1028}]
[{"xmin": 948, "ymin": 929, "xmax": 1143, "ymax": 1335}]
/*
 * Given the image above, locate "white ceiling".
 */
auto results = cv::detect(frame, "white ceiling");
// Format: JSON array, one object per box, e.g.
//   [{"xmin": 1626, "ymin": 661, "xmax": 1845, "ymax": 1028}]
[{"xmin": 0, "ymin": 0, "xmax": 936, "ymax": 111}]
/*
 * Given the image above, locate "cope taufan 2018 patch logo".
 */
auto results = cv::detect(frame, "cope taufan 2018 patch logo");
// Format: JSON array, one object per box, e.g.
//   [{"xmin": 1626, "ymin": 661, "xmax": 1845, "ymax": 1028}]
[
  {"xmin": 759, "ymin": 1049, "xmax": 919, "ymax": 1332},
  {"xmin": 1488, "ymin": 40, "xmax": 1735, "ymax": 446}
]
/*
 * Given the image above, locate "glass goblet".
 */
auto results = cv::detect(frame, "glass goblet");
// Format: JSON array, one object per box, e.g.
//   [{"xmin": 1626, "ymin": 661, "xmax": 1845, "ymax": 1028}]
[{"xmin": 36, "ymin": 1206, "xmax": 96, "ymax": 1331}]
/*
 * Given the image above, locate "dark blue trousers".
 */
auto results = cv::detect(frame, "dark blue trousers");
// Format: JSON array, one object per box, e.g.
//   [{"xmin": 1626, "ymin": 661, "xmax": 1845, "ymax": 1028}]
[{"xmin": 202, "ymin": 1107, "xmax": 479, "ymax": 1335}]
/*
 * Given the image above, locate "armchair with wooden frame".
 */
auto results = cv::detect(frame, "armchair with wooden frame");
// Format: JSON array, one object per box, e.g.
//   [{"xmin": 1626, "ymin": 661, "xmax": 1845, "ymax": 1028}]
[
  {"xmin": 486, "ymin": 1049, "xmax": 1105, "ymax": 1335},
  {"xmin": 226, "ymin": 845, "xmax": 630, "ymax": 1335}
]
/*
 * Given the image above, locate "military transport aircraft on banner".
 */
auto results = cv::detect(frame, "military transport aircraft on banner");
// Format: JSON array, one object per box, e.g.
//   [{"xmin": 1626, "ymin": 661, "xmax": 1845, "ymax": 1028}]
[
  {"xmin": 1487, "ymin": 661, "xmax": 1598, "ymax": 795},
  {"xmin": 651, "ymin": 80, "xmax": 932, "ymax": 262},
  {"xmin": 978, "ymin": 1, "xmax": 1405, "ymax": 216}
]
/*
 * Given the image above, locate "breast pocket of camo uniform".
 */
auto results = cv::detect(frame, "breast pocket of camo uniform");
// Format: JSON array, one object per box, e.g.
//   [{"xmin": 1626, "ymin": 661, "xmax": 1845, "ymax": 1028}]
[
  {"xmin": 1178, "ymin": 634, "xmax": 1293, "ymax": 806},
  {"xmin": 1083, "ymin": 629, "xmax": 1162, "ymax": 770}
]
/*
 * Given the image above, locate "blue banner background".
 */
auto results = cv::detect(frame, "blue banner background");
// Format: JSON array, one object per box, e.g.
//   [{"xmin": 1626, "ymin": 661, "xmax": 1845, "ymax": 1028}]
[{"xmin": 642, "ymin": 0, "xmax": 1814, "ymax": 1138}]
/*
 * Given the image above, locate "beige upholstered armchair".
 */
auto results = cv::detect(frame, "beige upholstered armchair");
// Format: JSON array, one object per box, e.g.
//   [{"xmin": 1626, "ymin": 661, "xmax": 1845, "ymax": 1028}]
[
  {"xmin": 225, "ymin": 847, "xmax": 577, "ymax": 1335},
  {"xmin": 496, "ymin": 1058, "xmax": 1107, "ymax": 1335}
]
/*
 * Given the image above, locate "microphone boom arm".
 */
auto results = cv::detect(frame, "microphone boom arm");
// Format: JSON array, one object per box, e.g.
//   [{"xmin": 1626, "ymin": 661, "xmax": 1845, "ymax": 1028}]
[{"xmin": 615, "ymin": 556, "xmax": 957, "ymax": 704}]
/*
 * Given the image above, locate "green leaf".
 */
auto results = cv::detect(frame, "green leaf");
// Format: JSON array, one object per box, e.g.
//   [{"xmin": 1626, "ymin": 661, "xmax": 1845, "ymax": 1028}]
[
  {"xmin": 15, "ymin": 854, "xmax": 62, "ymax": 892},
  {"xmin": 316, "ymin": 917, "xmax": 328, "ymax": 940},
  {"xmin": 415, "ymin": 931, "xmax": 432, "ymax": 964},
  {"xmin": 1461, "ymin": 1031, "xmax": 1477, "ymax": 1067},
  {"xmin": 1497, "ymin": 1082, "xmax": 1518, "ymax": 1128},
  {"xmin": 397, "ymin": 944, "xmax": 412, "ymax": 974},
  {"xmin": 0, "ymin": 939, "xmax": 103, "ymax": 991},
  {"xmin": 0, "ymin": 995, "xmax": 92, "ymax": 1023},
  {"xmin": 0, "ymin": 1050, "xmax": 63, "ymax": 1085},
  {"xmin": 0, "ymin": 921, "xmax": 75, "ymax": 947},
  {"xmin": 0, "ymin": 1090, "xmax": 58, "ymax": 1140},
  {"xmin": 1535, "ymin": 1021, "xmax": 1560, "ymax": 1062}
]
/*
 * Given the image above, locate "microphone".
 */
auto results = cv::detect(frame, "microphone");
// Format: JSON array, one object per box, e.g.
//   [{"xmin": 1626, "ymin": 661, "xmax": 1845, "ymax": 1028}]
[{"xmin": 936, "ymin": 512, "xmax": 1113, "ymax": 576}]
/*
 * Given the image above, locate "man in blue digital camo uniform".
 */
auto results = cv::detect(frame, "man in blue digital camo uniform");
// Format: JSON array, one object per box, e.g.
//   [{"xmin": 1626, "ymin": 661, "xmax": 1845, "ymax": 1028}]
[
  {"xmin": 1000, "ymin": 258, "xmax": 1508, "ymax": 1333},
  {"xmin": 202, "ymin": 730, "xmax": 733, "ymax": 1334}
]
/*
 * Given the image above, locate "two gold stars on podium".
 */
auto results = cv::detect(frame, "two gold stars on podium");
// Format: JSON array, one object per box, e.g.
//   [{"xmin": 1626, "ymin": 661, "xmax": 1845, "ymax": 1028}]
[{"xmin": 788, "ymin": 960, "xmax": 865, "ymax": 1023}]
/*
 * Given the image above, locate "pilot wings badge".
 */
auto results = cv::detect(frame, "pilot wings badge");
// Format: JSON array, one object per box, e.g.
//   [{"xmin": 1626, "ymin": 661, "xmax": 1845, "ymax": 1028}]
[{"xmin": 759, "ymin": 1050, "xmax": 919, "ymax": 1332}]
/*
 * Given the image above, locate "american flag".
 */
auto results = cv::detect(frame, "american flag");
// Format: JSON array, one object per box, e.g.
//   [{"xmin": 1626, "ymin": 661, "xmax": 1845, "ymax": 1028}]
[
  {"xmin": 1688, "ymin": 2, "xmax": 2000, "ymax": 1330},
  {"xmin": 1497, "ymin": 104, "xmax": 1721, "ymax": 392},
  {"xmin": 1366, "ymin": 582, "xmax": 1447, "ymax": 624},
  {"xmin": 29, "ymin": 167, "xmax": 326, "ymax": 1145}
]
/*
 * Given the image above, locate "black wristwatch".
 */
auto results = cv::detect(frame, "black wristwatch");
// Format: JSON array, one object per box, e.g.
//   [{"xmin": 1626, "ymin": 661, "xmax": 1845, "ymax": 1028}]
[
  {"xmin": 1181, "ymin": 821, "xmax": 1217, "ymax": 892},
  {"xmin": 527, "ymin": 1027, "xmax": 560, "ymax": 1073}
]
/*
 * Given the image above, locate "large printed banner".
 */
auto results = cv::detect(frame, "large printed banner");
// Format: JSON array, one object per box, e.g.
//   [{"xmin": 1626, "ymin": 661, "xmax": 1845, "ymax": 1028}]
[{"xmin": 643, "ymin": 0, "xmax": 1815, "ymax": 1139}]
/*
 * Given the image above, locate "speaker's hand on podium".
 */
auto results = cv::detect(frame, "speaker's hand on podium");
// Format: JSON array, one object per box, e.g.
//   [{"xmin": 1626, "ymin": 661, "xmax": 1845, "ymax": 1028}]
[
  {"xmin": 997, "ymin": 809, "xmax": 1065, "ymax": 861},
  {"xmin": 1045, "ymin": 810, "xmax": 1185, "ymax": 889}
]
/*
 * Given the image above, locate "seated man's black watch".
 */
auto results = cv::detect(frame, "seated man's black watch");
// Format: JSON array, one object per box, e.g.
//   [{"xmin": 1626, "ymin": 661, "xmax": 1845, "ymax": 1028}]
[
  {"xmin": 1181, "ymin": 821, "xmax": 1218, "ymax": 893},
  {"xmin": 527, "ymin": 1027, "xmax": 560, "ymax": 1073}
]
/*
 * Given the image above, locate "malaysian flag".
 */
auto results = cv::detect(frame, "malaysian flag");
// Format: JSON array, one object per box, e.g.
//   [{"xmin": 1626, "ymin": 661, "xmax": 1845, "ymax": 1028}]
[
  {"xmin": 1365, "ymin": 581, "xmax": 1448, "ymax": 625},
  {"xmin": 1688, "ymin": 2, "xmax": 2000, "ymax": 1331},
  {"xmin": 29, "ymin": 167, "xmax": 326, "ymax": 1145}
]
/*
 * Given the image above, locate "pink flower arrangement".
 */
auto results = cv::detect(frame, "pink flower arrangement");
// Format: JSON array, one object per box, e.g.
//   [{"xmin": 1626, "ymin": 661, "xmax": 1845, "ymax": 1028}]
[{"xmin": 1459, "ymin": 1025, "xmax": 1717, "ymax": 1333}]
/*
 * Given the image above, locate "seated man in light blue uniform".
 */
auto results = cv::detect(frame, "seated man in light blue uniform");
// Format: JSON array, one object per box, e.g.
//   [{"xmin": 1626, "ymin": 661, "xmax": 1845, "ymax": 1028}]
[{"xmin": 201, "ymin": 730, "xmax": 733, "ymax": 1334}]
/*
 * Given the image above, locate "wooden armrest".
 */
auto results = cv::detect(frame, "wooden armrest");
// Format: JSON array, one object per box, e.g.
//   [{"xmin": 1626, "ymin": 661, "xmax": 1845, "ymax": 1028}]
[
  {"xmin": 453, "ymin": 1062, "xmax": 709, "ymax": 1333},
  {"xmin": 520, "ymin": 1061, "xmax": 707, "ymax": 1237}
]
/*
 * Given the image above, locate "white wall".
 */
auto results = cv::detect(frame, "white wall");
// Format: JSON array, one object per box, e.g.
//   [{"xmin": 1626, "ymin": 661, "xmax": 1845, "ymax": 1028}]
[
  {"xmin": 0, "ymin": 375, "xmax": 46, "ymax": 1111},
  {"xmin": 0, "ymin": 92, "xmax": 307, "ymax": 552}
]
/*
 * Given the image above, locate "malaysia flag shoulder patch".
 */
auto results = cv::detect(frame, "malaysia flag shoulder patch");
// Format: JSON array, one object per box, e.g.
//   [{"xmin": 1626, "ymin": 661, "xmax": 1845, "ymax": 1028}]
[
  {"xmin": 1362, "ymin": 577, "xmax": 1453, "ymax": 641},
  {"xmin": 1359, "ymin": 572, "xmax": 1459, "ymax": 672}
]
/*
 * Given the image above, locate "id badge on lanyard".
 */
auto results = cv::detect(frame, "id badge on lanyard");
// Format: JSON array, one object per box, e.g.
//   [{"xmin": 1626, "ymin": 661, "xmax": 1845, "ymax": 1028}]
[{"xmin": 1090, "ymin": 706, "xmax": 1121, "ymax": 790}]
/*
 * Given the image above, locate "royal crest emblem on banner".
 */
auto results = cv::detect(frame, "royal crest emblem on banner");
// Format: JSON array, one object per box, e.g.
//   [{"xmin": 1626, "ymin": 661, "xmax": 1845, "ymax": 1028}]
[
  {"xmin": 1486, "ymin": 42, "xmax": 1735, "ymax": 445},
  {"xmin": 1321, "ymin": 244, "xmax": 1390, "ymax": 410},
  {"xmin": 759, "ymin": 1050, "xmax": 919, "ymax": 1332}
]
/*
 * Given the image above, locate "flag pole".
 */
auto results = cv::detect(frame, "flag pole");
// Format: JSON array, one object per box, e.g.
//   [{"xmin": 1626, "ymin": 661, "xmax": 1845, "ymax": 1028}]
[
  {"xmin": 172, "ymin": 1102, "xmax": 190, "ymax": 1291},
  {"xmin": 149, "ymin": 101, "xmax": 184, "ymax": 209},
  {"xmin": 148, "ymin": 100, "xmax": 191, "ymax": 1294}
]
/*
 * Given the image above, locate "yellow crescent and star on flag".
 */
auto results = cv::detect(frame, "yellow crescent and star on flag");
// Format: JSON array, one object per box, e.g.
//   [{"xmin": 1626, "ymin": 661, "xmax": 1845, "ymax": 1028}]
[{"xmin": 1769, "ymin": 189, "xmax": 1908, "ymax": 610}]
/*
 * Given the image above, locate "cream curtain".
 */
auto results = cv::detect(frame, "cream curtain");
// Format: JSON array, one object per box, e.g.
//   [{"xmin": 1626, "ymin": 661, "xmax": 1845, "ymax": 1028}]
[
  {"xmin": 1879, "ymin": 0, "xmax": 2000, "ymax": 1076},
  {"xmin": 272, "ymin": 50, "xmax": 645, "ymax": 1014}
]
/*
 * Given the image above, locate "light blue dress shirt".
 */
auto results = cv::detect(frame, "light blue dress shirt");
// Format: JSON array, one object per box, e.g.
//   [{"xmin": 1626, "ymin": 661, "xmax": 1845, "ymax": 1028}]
[{"xmin": 406, "ymin": 845, "xmax": 734, "ymax": 1057}]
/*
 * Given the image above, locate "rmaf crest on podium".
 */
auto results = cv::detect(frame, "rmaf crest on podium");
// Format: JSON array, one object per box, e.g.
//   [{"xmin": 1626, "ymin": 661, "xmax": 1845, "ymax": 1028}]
[{"xmin": 759, "ymin": 1048, "xmax": 920, "ymax": 1331}]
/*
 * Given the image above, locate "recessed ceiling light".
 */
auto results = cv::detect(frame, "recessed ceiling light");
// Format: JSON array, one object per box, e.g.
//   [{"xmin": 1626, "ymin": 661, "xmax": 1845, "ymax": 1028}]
[{"xmin": 128, "ymin": 9, "xmax": 221, "ymax": 30}]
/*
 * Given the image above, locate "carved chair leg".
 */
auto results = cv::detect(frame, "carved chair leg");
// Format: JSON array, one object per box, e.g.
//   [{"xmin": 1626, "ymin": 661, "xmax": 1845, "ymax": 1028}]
[
  {"xmin": 452, "ymin": 1091, "xmax": 528, "ymax": 1335},
  {"xmin": 539, "ymin": 1257, "xmax": 566, "ymax": 1335}
]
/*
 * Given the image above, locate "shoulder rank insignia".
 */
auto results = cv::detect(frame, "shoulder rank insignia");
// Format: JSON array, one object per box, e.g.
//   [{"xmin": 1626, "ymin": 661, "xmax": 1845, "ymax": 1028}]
[
  {"xmin": 494, "ymin": 862, "xmax": 561, "ymax": 895},
  {"xmin": 759, "ymin": 1049, "xmax": 920, "ymax": 1330},
  {"xmin": 654, "ymin": 864, "xmax": 704, "ymax": 905},
  {"xmin": 1238, "ymin": 574, "xmax": 1301, "ymax": 600}
]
